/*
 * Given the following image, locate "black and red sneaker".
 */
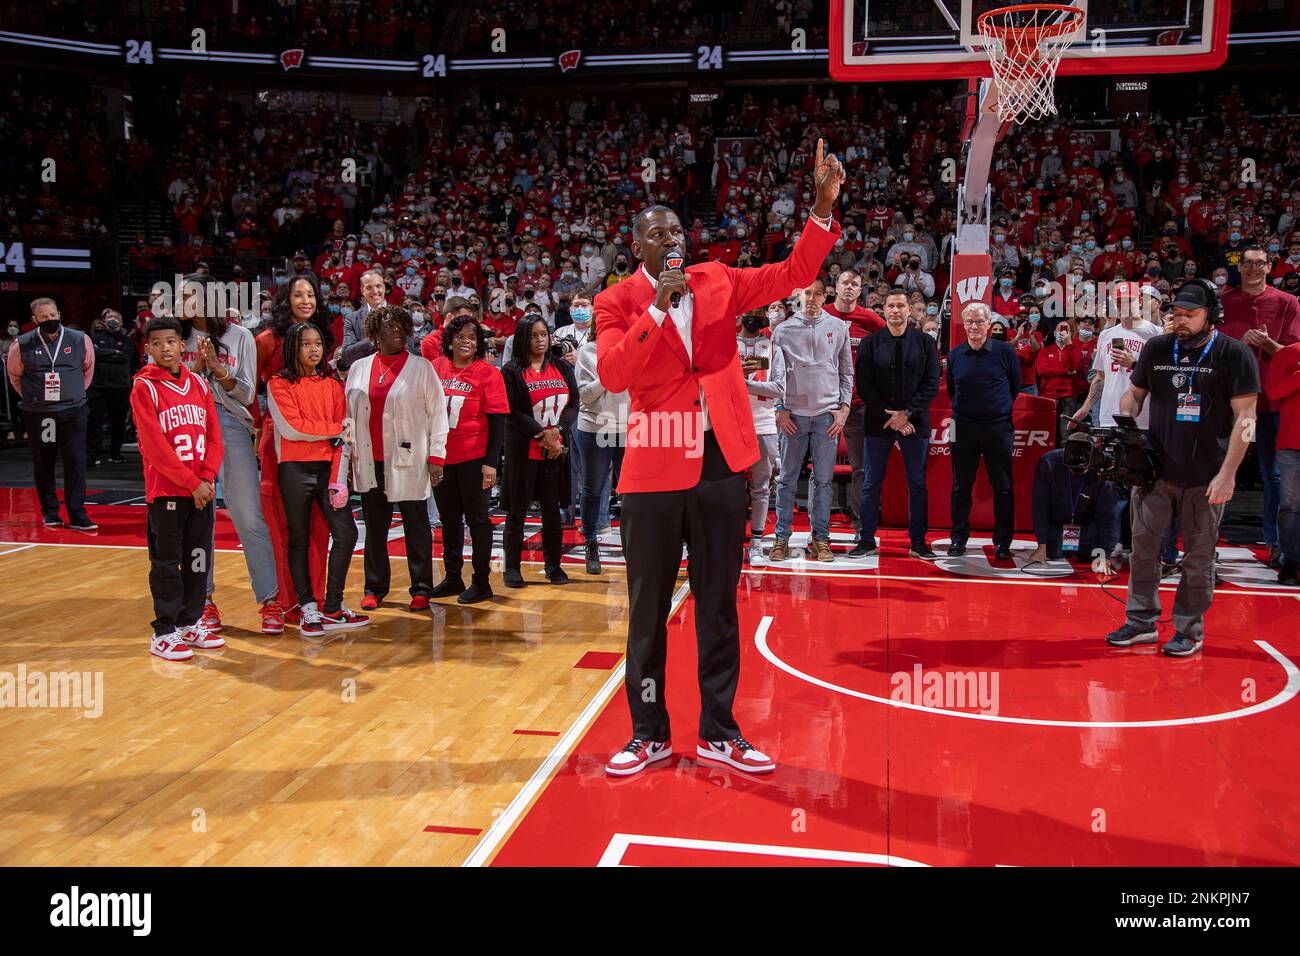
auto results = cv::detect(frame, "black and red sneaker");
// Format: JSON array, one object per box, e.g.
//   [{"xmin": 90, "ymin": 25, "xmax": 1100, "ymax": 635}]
[
  {"xmin": 605, "ymin": 737, "xmax": 672, "ymax": 777},
  {"xmin": 320, "ymin": 607, "xmax": 370, "ymax": 632},
  {"xmin": 696, "ymin": 736, "xmax": 776, "ymax": 774}
]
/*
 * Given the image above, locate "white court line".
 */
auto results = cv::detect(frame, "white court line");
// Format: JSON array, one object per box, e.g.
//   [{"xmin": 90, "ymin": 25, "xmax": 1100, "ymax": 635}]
[
  {"xmin": 597, "ymin": 832, "xmax": 929, "ymax": 867},
  {"xmin": 754, "ymin": 615, "xmax": 1300, "ymax": 729},
  {"xmin": 461, "ymin": 579, "xmax": 693, "ymax": 867},
  {"xmin": 0, "ymin": 544, "xmax": 36, "ymax": 556}
]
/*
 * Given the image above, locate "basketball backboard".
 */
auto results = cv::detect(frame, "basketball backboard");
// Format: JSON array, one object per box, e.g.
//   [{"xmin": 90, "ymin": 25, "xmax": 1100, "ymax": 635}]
[{"xmin": 830, "ymin": 0, "xmax": 1229, "ymax": 82}]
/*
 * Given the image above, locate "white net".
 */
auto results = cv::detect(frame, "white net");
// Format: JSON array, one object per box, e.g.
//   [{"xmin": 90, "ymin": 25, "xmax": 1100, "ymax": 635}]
[{"xmin": 977, "ymin": 4, "xmax": 1083, "ymax": 124}]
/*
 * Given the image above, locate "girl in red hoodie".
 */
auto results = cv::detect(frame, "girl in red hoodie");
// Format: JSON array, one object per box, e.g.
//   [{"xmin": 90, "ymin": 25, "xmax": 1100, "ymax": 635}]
[
  {"xmin": 267, "ymin": 322, "xmax": 368, "ymax": 637},
  {"xmin": 131, "ymin": 316, "xmax": 227, "ymax": 661},
  {"xmin": 1036, "ymin": 318, "xmax": 1082, "ymax": 444}
]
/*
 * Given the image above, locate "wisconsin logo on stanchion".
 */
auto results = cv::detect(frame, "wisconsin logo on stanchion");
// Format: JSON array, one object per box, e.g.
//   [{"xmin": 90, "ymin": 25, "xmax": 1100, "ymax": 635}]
[
  {"xmin": 280, "ymin": 48, "xmax": 305, "ymax": 71},
  {"xmin": 559, "ymin": 49, "xmax": 582, "ymax": 73}
]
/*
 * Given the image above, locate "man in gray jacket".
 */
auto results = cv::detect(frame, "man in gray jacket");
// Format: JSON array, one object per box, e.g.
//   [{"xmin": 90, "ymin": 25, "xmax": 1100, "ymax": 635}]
[{"xmin": 768, "ymin": 278, "xmax": 854, "ymax": 562}]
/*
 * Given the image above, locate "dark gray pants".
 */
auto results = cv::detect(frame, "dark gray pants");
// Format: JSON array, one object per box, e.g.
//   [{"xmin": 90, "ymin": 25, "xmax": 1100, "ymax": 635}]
[{"xmin": 1126, "ymin": 479, "xmax": 1224, "ymax": 643}]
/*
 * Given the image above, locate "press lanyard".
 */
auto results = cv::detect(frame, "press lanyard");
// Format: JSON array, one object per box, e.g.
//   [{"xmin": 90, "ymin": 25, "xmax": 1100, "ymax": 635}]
[
  {"xmin": 37, "ymin": 328, "xmax": 65, "ymax": 368},
  {"xmin": 1172, "ymin": 329, "xmax": 1217, "ymax": 394},
  {"xmin": 1066, "ymin": 472, "xmax": 1088, "ymax": 524}
]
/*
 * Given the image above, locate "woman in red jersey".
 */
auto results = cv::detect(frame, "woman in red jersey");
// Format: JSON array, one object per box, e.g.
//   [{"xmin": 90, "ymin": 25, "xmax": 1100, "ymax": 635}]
[
  {"xmin": 429, "ymin": 314, "xmax": 509, "ymax": 604},
  {"xmin": 500, "ymin": 316, "xmax": 578, "ymax": 588}
]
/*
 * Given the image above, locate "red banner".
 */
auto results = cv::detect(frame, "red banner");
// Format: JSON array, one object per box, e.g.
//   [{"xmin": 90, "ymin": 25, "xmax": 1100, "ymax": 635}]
[
  {"xmin": 880, "ymin": 389, "xmax": 1056, "ymax": 532},
  {"xmin": 948, "ymin": 252, "xmax": 992, "ymax": 350}
]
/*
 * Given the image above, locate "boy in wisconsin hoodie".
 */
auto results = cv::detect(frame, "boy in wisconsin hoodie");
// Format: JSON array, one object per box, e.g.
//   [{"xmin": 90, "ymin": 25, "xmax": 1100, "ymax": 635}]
[{"xmin": 130, "ymin": 317, "xmax": 226, "ymax": 662}]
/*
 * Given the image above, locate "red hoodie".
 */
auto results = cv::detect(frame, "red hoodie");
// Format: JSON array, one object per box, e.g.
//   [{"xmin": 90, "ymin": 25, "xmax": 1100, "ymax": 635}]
[
  {"xmin": 1035, "ymin": 342, "xmax": 1081, "ymax": 401},
  {"xmin": 131, "ymin": 362, "xmax": 224, "ymax": 502},
  {"xmin": 1264, "ymin": 342, "xmax": 1300, "ymax": 451}
]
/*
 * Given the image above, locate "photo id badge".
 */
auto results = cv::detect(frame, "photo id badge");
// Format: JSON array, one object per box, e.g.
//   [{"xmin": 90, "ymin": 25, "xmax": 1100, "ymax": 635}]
[
  {"xmin": 44, "ymin": 371, "xmax": 61, "ymax": 402},
  {"xmin": 1176, "ymin": 392, "xmax": 1201, "ymax": 423},
  {"xmin": 1062, "ymin": 524, "xmax": 1082, "ymax": 552}
]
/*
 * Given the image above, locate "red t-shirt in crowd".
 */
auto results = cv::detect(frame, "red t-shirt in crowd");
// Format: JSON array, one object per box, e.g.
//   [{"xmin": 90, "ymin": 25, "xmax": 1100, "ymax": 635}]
[
  {"xmin": 522, "ymin": 364, "xmax": 570, "ymax": 461},
  {"xmin": 433, "ymin": 356, "xmax": 508, "ymax": 464},
  {"xmin": 1220, "ymin": 285, "xmax": 1300, "ymax": 413},
  {"xmin": 826, "ymin": 302, "xmax": 885, "ymax": 408},
  {"xmin": 368, "ymin": 350, "xmax": 409, "ymax": 458}
]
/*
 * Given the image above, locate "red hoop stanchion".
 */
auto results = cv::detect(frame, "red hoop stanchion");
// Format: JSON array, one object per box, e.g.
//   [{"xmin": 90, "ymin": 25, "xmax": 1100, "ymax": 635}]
[{"xmin": 977, "ymin": 3, "xmax": 1084, "ymax": 124}]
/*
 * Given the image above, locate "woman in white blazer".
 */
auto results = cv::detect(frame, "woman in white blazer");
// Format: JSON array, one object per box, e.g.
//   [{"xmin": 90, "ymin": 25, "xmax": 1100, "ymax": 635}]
[{"xmin": 344, "ymin": 305, "xmax": 448, "ymax": 613}]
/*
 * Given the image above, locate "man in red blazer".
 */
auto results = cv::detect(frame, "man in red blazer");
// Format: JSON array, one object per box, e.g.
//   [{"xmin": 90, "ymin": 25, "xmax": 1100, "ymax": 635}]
[{"xmin": 595, "ymin": 139, "xmax": 845, "ymax": 777}]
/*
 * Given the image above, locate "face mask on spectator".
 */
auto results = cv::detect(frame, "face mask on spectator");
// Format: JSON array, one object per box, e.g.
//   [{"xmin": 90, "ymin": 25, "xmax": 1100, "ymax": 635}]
[
  {"xmin": 1085, "ymin": 239, "xmax": 1096, "ymax": 250},
  {"xmin": 1229, "ymin": 231, "xmax": 1241, "ymax": 243},
  {"xmin": 1213, "ymin": 274, "xmax": 1227, "ymax": 287},
  {"xmin": 925, "ymin": 328, "xmax": 939, "ymax": 341},
  {"xmin": 1078, "ymin": 327, "xmax": 1094, "ymax": 341},
  {"xmin": 1000, "ymin": 278, "xmax": 1013, "ymax": 289},
  {"xmin": 328, "ymin": 304, "xmax": 340, "ymax": 314},
  {"xmin": 105, "ymin": 318, "xmax": 121, "ymax": 332},
  {"xmin": 412, "ymin": 313, "xmax": 425, "ymax": 327},
  {"xmin": 571, "ymin": 306, "xmax": 592, "ymax": 325},
  {"xmin": 926, "ymin": 305, "xmax": 938, "ymax": 316},
  {"xmin": 7, "ymin": 325, "xmax": 19, "ymax": 336}
]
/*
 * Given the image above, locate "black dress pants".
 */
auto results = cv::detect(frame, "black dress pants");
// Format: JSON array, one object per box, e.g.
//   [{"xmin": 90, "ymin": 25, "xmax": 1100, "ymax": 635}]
[
  {"xmin": 146, "ymin": 496, "xmax": 215, "ymax": 636},
  {"xmin": 278, "ymin": 460, "xmax": 358, "ymax": 612},
  {"xmin": 23, "ymin": 405, "xmax": 88, "ymax": 523},
  {"xmin": 619, "ymin": 430, "xmax": 748, "ymax": 742},
  {"xmin": 359, "ymin": 461, "xmax": 434, "ymax": 598},
  {"xmin": 950, "ymin": 418, "xmax": 1015, "ymax": 549},
  {"xmin": 504, "ymin": 455, "xmax": 564, "ymax": 570},
  {"xmin": 432, "ymin": 458, "xmax": 494, "ymax": 585}
]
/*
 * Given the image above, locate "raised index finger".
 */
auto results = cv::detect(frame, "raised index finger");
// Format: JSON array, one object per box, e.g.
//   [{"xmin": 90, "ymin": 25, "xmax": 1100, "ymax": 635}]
[{"xmin": 816, "ymin": 138, "xmax": 824, "ymax": 169}]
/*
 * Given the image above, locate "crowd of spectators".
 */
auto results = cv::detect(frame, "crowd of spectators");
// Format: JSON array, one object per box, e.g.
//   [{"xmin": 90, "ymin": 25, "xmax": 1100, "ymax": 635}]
[{"xmin": 1, "ymin": 73, "xmax": 114, "ymax": 243}]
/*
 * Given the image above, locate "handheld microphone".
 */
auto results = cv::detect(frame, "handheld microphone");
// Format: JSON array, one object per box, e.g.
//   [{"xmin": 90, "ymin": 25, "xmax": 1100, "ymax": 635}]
[{"xmin": 664, "ymin": 247, "xmax": 685, "ymax": 308}]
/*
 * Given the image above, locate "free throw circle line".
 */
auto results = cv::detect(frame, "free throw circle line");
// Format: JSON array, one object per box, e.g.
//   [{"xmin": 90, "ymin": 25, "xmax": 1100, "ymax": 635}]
[{"xmin": 753, "ymin": 616, "xmax": 1300, "ymax": 728}]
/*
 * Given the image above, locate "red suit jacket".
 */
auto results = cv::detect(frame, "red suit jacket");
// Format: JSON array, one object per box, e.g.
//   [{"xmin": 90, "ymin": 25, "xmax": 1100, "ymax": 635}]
[{"xmin": 595, "ymin": 220, "xmax": 840, "ymax": 493}]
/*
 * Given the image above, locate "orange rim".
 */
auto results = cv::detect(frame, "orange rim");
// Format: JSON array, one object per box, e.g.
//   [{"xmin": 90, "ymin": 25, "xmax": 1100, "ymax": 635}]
[{"xmin": 976, "ymin": 3, "xmax": 1084, "ymax": 45}]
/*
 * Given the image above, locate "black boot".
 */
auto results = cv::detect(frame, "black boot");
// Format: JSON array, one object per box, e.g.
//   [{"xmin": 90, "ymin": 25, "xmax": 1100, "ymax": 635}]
[
  {"xmin": 584, "ymin": 540, "xmax": 601, "ymax": 575},
  {"xmin": 503, "ymin": 567, "xmax": 526, "ymax": 588},
  {"xmin": 430, "ymin": 575, "xmax": 466, "ymax": 598},
  {"xmin": 457, "ymin": 579, "xmax": 494, "ymax": 604},
  {"xmin": 545, "ymin": 564, "xmax": 570, "ymax": 584}
]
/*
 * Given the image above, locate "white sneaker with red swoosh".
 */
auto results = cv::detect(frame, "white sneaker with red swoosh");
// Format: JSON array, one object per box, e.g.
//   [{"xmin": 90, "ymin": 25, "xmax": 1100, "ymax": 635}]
[
  {"xmin": 696, "ymin": 736, "xmax": 776, "ymax": 774},
  {"xmin": 605, "ymin": 738, "xmax": 672, "ymax": 776}
]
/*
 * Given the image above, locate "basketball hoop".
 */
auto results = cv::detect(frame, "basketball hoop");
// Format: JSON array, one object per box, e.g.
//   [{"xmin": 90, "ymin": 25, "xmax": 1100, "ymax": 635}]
[{"xmin": 977, "ymin": 3, "xmax": 1084, "ymax": 124}]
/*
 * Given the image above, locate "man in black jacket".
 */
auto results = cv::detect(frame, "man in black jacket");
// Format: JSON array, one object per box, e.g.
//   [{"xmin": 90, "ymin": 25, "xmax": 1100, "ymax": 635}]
[
  {"xmin": 1025, "ymin": 444, "xmax": 1119, "ymax": 570},
  {"xmin": 88, "ymin": 309, "xmax": 138, "ymax": 465},
  {"xmin": 850, "ymin": 288, "xmax": 941, "ymax": 558}
]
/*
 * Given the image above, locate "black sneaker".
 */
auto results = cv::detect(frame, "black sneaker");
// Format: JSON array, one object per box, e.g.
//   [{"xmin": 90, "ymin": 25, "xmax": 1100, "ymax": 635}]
[
  {"xmin": 503, "ymin": 568, "xmax": 526, "ymax": 588},
  {"xmin": 584, "ymin": 540, "xmax": 601, "ymax": 575},
  {"xmin": 909, "ymin": 544, "xmax": 938, "ymax": 560},
  {"xmin": 946, "ymin": 543, "xmax": 967, "ymax": 557},
  {"xmin": 1277, "ymin": 559, "xmax": 1299, "ymax": 587},
  {"xmin": 848, "ymin": 537, "xmax": 878, "ymax": 558},
  {"xmin": 429, "ymin": 576, "xmax": 466, "ymax": 598},
  {"xmin": 1106, "ymin": 622, "xmax": 1158, "ymax": 647},
  {"xmin": 42, "ymin": 517, "xmax": 64, "ymax": 529},
  {"xmin": 993, "ymin": 545, "xmax": 1012, "ymax": 561},
  {"xmin": 1161, "ymin": 632, "xmax": 1203, "ymax": 657},
  {"xmin": 545, "ymin": 564, "xmax": 569, "ymax": 585},
  {"xmin": 457, "ymin": 581, "xmax": 494, "ymax": 604},
  {"xmin": 68, "ymin": 518, "xmax": 99, "ymax": 533},
  {"xmin": 1161, "ymin": 560, "xmax": 1181, "ymax": 578},
  {"xmin": 108, "ymin": 455, "xmax": 127, "ymax": 464},
  {"xmin": 1268, "ymin": 545, "xmax": 1283, "ymax": 570}
]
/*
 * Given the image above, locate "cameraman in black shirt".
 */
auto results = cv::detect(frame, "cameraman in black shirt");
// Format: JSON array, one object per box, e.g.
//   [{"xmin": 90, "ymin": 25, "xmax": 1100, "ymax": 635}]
[{"xmin": 1106, "ymin": 281, "xmax": 1260, "ymax": 657}]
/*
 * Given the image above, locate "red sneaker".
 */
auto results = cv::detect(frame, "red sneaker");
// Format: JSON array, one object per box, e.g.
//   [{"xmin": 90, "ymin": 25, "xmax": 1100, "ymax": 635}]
[
  {"xmin": 360, "ymin": 594, "xmax": 380, "ymax": 611},
  {"xmin": 259, "ymin": 598, "xmax": 286, "ymax": 635},
  {"xmin": 408, "ymin": 595, "xmax": 430, "ymax": 612},
  {"xmin": 696, "ymin": 736, "xmax": 776, "ymax": 774},
  {"xmin": 320, "ymin": 607, "xmax": 370, "ymax": 632},
  {"xmin": 605, "ymin": 738, "xmax": 672, "ymax": 776},
  {"xmin": 200, "ymin": 601, "xmax": 223, "ymax": 633}
]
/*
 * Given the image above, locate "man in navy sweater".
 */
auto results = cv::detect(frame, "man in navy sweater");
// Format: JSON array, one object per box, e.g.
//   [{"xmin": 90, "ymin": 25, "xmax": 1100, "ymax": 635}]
[{"xmin": 945, "ymin": 301, "xmax": 1020, "ymax": 558}]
